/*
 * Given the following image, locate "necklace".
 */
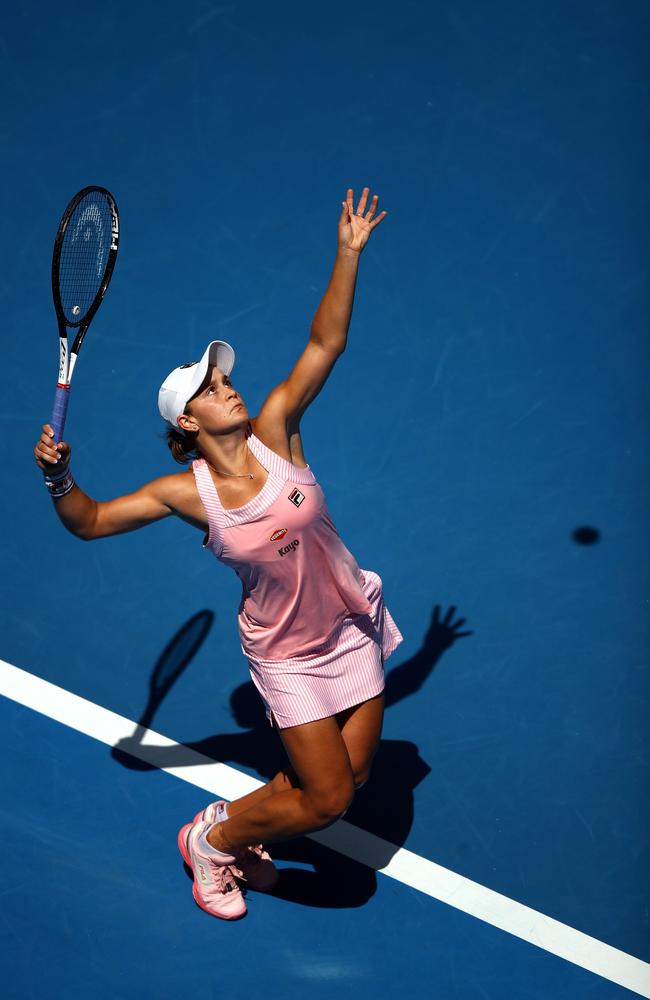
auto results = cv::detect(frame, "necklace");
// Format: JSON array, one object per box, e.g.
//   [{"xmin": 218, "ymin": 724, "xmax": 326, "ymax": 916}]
[
  {"xmin": 207, "ymin": 456, "xmax": 254, "ymax": 479},
  {"xmin": 207, "ymin": 438, "xmax": 255, "ymax": 479}
]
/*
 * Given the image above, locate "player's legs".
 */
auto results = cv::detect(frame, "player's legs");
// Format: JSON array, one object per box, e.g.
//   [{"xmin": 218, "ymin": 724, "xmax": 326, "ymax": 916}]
[
  {"xmin": 225, "ymin": 763, "xmax": 300, "ymax": 820},
  {"xmin": 207, "ymin": 713, "xmax": 356, "ymax": 852},
  {"xmin": 214, "ymin": 692, "xmax": 384, "ymax": 825},
  {"xmin": 336, "ymin": 691, "xmax": 385, "ymax": 788}
]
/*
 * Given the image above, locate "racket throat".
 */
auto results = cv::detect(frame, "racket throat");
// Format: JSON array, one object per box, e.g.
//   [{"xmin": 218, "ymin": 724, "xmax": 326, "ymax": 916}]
[
  {"xmin": 58, "ymin": 350, "xmax": 79, "ymax": 385},
  {"xmin": 58, "ymin": 338, "xmax": 68, "ymax": 382}
]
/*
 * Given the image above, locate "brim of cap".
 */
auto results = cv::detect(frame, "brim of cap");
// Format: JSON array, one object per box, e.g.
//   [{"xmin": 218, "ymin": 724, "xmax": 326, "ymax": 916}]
[{"xmin": 187, "ymin": 340, "xmax": 236, "ymax": 403}]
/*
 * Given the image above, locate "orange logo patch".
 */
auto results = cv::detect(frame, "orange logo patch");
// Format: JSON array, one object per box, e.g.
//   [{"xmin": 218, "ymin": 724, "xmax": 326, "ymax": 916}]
[{"xmin": 270, "ymin": 528, "xmax": 288, "ymax": 542}]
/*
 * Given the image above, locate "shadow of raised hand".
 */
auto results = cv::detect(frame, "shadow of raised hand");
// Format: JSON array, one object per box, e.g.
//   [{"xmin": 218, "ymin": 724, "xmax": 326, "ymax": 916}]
[{"xmin": 384, "ymin": 604, "xmax": 473, "ymax": 708}]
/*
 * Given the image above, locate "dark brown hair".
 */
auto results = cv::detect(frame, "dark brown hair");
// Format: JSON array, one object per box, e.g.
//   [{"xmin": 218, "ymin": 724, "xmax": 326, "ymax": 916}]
[{"xmin": 163, "ymin": 407, "xmax": 201, "ymax": 465}]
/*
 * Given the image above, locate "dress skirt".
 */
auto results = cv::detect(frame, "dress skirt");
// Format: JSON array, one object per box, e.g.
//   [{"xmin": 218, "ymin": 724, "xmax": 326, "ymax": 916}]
[{"xmin": 242, "ymin": 569, "xmax": 403, "ymax": 729}]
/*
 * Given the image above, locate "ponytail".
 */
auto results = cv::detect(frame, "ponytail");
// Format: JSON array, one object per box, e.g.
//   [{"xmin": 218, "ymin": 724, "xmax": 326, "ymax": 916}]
[{"xmin": 163, "ymin": 409, "xmax": 201, "ymax": 465}]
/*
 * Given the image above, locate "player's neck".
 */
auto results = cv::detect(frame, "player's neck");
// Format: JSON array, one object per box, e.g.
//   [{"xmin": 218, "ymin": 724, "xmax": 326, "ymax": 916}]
[{"xmin": 199, "ymin": 426, "xmax": 253, "ymax": 478}]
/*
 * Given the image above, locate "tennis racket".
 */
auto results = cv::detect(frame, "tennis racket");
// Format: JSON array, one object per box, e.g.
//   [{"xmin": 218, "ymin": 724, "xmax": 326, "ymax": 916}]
[{"xmin": 50, "ymin": 186, "xmax": 120, "ymax": 443}]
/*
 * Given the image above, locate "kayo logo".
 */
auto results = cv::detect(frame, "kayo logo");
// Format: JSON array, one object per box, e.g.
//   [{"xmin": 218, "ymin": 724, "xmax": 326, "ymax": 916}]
[
  {"xmin": 278, "ymin": 539, "xmax": 300, "ymax": 557},
  {"xmin": 270, "ymin": 528, "xmax": 288, "ymax": 542}
]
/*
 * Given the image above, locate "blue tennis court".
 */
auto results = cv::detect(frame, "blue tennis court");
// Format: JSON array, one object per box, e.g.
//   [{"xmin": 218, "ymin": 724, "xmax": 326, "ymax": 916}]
[{"xmin": 1, "ymin": 1, "xmax": 648, "ymax": 997}]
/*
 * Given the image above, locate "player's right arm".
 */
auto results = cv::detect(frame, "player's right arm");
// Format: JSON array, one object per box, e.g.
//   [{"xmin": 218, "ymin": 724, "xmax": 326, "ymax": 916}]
[{"xmin": 34, "ymin": 423, "xmax": 180, "ymax": 540}]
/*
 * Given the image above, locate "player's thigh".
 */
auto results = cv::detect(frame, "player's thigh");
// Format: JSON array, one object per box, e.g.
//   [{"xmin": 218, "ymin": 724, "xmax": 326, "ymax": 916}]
[
  {"xmin": 277, "ymin": 714, "xmax": 355, "ymax": 816},
  {"xmin": 336, "ymin": 692, "xmax": 385, "ymax": 786}
]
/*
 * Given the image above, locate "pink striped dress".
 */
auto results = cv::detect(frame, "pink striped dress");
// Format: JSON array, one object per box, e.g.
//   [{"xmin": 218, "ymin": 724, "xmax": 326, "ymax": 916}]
[{"xmin": 191, "ymin": 424, "xmax": 403, "ymax": 729}]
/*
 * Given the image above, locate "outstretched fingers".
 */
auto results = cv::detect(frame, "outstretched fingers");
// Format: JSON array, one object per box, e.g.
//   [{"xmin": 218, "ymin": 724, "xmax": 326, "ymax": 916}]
[
  {"xmin": 346, "ymin": 187, "xmax": 388, "ymax": 227},
  {"xmin": 363, "ymin": 192, "xmax": 387, "ymax": 230},
  {"xmin": 355, "ymin": 186, "xmax": 370, "ymax": 217},
  {"xmin": 368, "ymin": 207, "xmax": 387, "ymax": 229}
]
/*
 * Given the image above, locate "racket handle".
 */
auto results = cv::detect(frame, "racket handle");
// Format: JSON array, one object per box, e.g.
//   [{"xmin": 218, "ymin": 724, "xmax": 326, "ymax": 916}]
[{"xmin": 51, "ymin": 384, "xmax": 70, "ymax": 443}]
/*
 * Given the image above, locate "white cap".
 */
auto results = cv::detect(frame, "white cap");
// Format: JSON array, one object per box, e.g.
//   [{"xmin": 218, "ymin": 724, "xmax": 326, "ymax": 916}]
[{"xmin": 158, "ymin": 340, "xmax": 236, "ymax": 430}]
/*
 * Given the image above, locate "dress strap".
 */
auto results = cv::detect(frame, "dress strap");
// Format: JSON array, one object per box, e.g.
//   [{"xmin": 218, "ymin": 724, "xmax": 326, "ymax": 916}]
[
  {"xmin": 246, "ymin": 427, "xmax": 316, "ymax": 485},
  {"xmin": 191, "ymin": 458, "xmax": 227, "ymax": 554}
]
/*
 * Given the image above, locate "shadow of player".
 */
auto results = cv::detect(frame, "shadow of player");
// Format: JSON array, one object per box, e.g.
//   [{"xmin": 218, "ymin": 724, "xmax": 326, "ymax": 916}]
[{"xmin": 112, "ymin": 605, "xmax": 472, "ymax": 908}]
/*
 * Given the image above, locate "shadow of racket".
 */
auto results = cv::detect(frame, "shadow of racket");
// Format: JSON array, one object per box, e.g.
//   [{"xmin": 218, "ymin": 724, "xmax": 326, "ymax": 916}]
[{"xmin": 111, "ymin": 609, "xmax": 214, "ymax": 769}]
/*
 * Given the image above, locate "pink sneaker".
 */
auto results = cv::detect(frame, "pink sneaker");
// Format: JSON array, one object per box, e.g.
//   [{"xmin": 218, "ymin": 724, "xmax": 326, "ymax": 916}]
[
  {"xmin": 177, "ymin": 819, "xmax": 247, "ymax": 920},
  {"xmin": 194, "ymin": 801, "xmax": 279, "ymax": 892}
]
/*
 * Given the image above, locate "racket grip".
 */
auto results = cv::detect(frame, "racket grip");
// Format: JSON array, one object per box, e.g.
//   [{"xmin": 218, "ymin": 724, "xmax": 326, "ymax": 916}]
[{"xmin": 51, "ymin": 384, "xmax": 70, "ymax": 443}]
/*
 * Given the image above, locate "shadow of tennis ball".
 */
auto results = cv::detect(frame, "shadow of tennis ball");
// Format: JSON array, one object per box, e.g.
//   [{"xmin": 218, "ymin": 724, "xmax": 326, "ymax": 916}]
[{"xmin": 572, "ymin": 526, "xmax": 600, "ymax": 545}]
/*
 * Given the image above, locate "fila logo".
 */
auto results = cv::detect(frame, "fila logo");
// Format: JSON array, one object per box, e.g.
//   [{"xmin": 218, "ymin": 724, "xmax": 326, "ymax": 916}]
[
  {"xmin": 278, "ymin": 539, "xmax": 300, "ymax": 557},
  {"xmin": 196, "ymin": 862, "xmax": 213, "ymax": 885},
  {"xmin": 270, "ymin": 528, "xmax": 288, "ymax": 542},
  {"xmin": 288, "ymin": 488, "xmax": 305, "ymax": 507}
]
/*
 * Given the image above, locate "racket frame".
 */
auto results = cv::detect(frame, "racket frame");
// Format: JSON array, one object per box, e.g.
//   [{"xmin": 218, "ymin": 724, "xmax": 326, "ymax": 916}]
[{"xmin": 50, "ymin": 185, "xmax": 119, "ymax": 441}]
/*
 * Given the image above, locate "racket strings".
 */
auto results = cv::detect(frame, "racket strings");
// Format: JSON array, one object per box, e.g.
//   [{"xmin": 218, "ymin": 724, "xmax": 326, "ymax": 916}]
[{"xmin": 57, "ymin": 191, "xmax": 114, "ymax": 324}]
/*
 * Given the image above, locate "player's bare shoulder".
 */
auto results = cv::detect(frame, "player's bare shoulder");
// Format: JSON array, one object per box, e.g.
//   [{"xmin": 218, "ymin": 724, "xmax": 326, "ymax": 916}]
[{"xmin": 152, "ymin": 467, "xmax": 208, "ymax": 533}]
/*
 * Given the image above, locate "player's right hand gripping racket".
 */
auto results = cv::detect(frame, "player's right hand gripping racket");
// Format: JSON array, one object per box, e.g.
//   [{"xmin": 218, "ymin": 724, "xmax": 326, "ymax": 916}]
[{"xmin": 50, "ymin": 186, "xmax": 120, "ymax": 443}]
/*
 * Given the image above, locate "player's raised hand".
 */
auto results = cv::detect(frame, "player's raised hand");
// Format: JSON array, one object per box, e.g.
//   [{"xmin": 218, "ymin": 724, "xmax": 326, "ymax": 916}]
[{"xmin": 338, "ymin": 187, "xmax": 387, "ymax": 254}]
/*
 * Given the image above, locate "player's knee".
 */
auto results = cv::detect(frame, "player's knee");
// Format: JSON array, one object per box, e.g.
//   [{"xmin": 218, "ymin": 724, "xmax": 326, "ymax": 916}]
[
  {"xmin": 353, "ymin": 763, "xmax": 372, "ymax": 790},
  {"xmin": 309, "ymin": 781, "xmax": 355, "ymax": 827}
]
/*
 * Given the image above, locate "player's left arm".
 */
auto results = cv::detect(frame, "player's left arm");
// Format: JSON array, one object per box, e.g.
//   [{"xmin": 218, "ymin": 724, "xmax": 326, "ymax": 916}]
[{"xmin": 259, "ymin": 187, "xmax": 388, "ymax": 424}]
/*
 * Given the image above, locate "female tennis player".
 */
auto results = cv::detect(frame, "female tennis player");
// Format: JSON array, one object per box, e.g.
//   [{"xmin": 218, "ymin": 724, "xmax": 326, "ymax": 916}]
[{"xmin": 34, "ymin": 186, "xmax": 403, "ymax": 920}]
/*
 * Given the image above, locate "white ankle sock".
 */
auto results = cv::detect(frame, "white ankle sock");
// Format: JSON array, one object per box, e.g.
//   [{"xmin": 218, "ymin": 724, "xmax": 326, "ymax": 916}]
[
  {"xmin": 216, "ymin": 802, "xmax": 229, "ymax": 822},
  {"xmin": 198, "ymin": 824, "xmax": 232, "ymax": 859}
]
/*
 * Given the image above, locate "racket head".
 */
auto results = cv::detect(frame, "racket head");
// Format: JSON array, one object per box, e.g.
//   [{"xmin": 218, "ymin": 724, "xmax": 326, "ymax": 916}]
[{"xmin": 51, "ymin": 186, "xmax": 119, "ymax": 341}]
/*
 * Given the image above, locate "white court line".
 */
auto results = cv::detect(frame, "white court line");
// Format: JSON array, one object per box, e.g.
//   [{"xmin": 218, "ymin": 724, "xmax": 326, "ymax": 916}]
[{"xmin": 1, "ymin": 657, "xmax": 648, "ymax": 998}]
